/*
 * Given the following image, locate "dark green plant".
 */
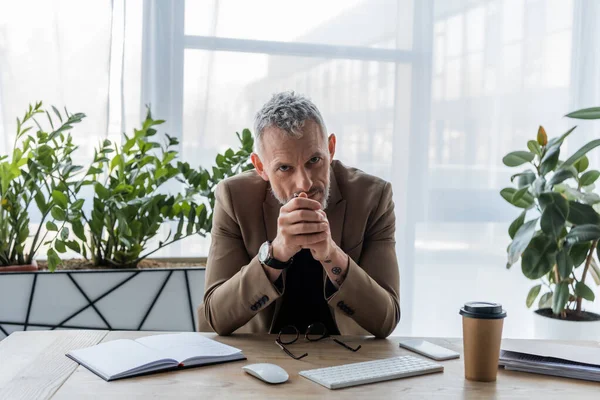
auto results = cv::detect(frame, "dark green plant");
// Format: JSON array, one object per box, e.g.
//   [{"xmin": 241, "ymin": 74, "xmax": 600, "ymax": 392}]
[
  {"xmin": 0, "ymin": 102, "xmax": 85, "ymax": 269},
  {"xmin": 194, "ymin": 128, "xmax": 254, "ymax": 230},
  {"xmin": 64, "ymin": 110, "xmax": 254, "ymax": 269},
  {"xmin": 502, "ymin": 107, "xmax": 600, "ymax": 318}
]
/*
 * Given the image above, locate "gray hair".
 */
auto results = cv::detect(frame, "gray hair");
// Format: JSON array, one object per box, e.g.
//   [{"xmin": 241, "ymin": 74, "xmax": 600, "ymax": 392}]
[{"xmin": 253, "ymin": 91, "xmax": 327, "ymax": 155}]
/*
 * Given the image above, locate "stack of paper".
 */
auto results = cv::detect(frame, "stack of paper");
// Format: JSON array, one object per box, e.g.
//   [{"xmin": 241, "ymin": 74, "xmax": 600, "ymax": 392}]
[{"xmin": 499, "ymin": 340, "xmax": 600, "ymax": 382}]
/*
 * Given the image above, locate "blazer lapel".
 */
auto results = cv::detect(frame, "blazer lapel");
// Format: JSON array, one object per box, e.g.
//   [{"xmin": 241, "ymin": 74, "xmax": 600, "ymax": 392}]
[
  {"xmin": 326, "ymin": 166, "xmax": 346, "ymax": 249},
  {"xmin": 263, "ymin": 187, "xmax": 281, "ymax": 243}
]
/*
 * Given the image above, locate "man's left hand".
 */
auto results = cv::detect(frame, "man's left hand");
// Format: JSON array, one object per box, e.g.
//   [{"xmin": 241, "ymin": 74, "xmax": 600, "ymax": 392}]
[
  {"xmin": 304, "ymin": 210, "xmax": 335, "ymax": 261},
  {"xmin": 304, "ymin": 210, "xmax": 350, "ymax": 289}
]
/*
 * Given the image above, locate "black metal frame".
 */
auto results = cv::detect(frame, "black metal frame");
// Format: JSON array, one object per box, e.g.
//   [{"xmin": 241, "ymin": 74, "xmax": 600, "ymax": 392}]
[
  {"xmin": 0, "ymin": 268, "xmax": 201, "ymax": 337},
  {"xmin": 275, "ymin": 323, "xmax": 362, "ymax": 360}
]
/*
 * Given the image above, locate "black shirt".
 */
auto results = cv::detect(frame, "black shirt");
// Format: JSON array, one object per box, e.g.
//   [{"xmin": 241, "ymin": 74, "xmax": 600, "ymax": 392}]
[{"xmin": 270, "ymin": 249, "xmax": 339, "ymax": 335}]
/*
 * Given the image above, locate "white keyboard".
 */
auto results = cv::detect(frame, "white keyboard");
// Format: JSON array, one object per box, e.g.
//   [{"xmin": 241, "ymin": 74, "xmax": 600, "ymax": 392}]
[{"xmin": 299, "ymin": 355, "xmax": 443, "ymax": 390}]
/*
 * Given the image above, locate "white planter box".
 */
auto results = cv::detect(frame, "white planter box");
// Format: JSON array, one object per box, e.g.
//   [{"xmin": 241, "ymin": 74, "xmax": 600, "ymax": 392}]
[
  {"xmin": 0, "ymin": 267, "xmax": 205, "ymax": 339},
  {"xmin": 533, "ymin": 309, "xmax": 600, "ymax": 341}
]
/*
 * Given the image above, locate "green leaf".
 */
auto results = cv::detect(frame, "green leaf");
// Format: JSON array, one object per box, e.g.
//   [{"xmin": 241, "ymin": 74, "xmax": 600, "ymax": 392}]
[
  {"xmin": 51, "ymin": 190, "xmax": 68, "ymax": 209},
  {"xmin": 61, "ymin": 227, "xmax": 69, "ymax": 241},
  {"xmin": 500, "ymin": 188, "xmax": 534, "ymax": 209},
  {"xmin": 71, "ymin": 199, "xmax": 85, "ymax": 211},
  {"xmin": 547, "ymin": 126, "xmax": 577, "ymax": 148},
  {"xmin": 556, "ymin": 248, "xmax": 573, "ymax": 279},
  {"xmin": 552, "ymin": 281, "xmax": 570, "ymax": 314},
  {"xmin": 196, "ymin": 203, "xmax": 207, "ymax": 228},
  {"xmin": 540, "ymin": 146, "xmax": 560, "ymax": 176},
  {"xmin": 548, "ymin": 168, "xmax": 575, "ymax": 186},
  {"xmin": 55, "ymin": 240, "xmax": 67, "ymax": 253},
  {"xmin": 45, "ymin": 110, "xmax": 54, "ymax": 130},
  {"xmin": 538, "ymin": 292, "xmax": 553, "ymax": 309},
  {"xmin": 512, "ymin": 187, "xmax": 530, "ymax": 204},
  {"xmin": 564, "ymin": 140, "xmax": 600, "ymax": 167},
  {"xmin": 580, "ymin": 170, "xmax": 600, "ymax": 187},
  {"xmin": 212, "ymin": 167, "xmax": 223, "ymax": 180},
  {"xmin": 155, "ymin": 168, "xmax": 168, "ymax": 180},
  {"xmin": 512, "ymin": 171, "xmax": 536, "ymax": 189},
  {"xmin": 507, "ymin": 218, "xmax": 538, "ymax": 265},
  {"xmin": 566, "ymin": 107, "xmax": 600, "ymax": 119},
  {"xmin": 242, "ymin": 128, "xmax": 252, "ymax": 144},
  {"xmin": 51, "ymin": 206, "xmax": 66, "ymax": 221},
  {"xmin": 575, "ymin": 282, "xmax": 595, "ymax": 301},
  {"xmin": 539, "ymin": 193, "xmax": 569, "ymax": 238},
  {"xmin": 521, "ymin": 234, "xmax": 558, "ymax": 279},
  {"xmin": 502, "ymin": 151, "xmax": 535, "ymax": 167},
  {"xmin": 72, "ymin": 220, "xmax": 86, "ymax": 242},
  {"xmin": 186, "ymin": 206, "xmax": 196, "ymax": 236},
  {"xmin": 571, "ymin": 242, "xmax": 592, "ymax": 268},
  {"xmin": 47, "ymin": 248, "xmax": 61, "ymax": 272},
  {"xmin": 526, "ymin": 284, "xmax": 542, "ymax": 308},
  {"xmin": 46, "ymin": 221, "xmax": 58, "ymax": 231},
  {"xmin": 118, "ymin": 236, "xmax": 132, "ymax": 247},
  {"xmin": 573, "ymin": 156, "xmax": 589, "ymax": 173},
  {"xmin": 174, "ymin": 215, "xmax": 185, "ymax": 240},
  {"xmin": 532, "ymin": 176, "xmax": 547, "ymax": 197},
  {"xmin": 86, "ymin": 166, "xmax": 104, "ymax": 175},
  {"xmin": 51, "ymin": 105, "xmax": 63, "ymax": 123},
  {"xmin": 565, "ymin": 224, "xmax": 600, "ymax": 246},
  {"xmin": 34, "ymin": 190, "xmax": 47, "ymax": 214},
  {"xmin": 95, "ymin": 184, "xmax": 110, "ymax": 200},
  {"xmin": 527, "ymin": 140, "xmax": 542, "ymax": 157},
  {"xmin": 567, "ymin": 201, "xmax": 600, "ymax": 225},
  {"xmin": 110, "ymin": 154, "xmax": 123, "ymax": 171},
  {"xmin": 508, "ymin": 211, "xmax": 526, "ymax": 239},
  {"xmin": 65, "ymin": 240, "xmax": 81, "ymax": 253},
  {"xmin": 123, "ymin": 138, "xmax": 136, "ymax": 153}
]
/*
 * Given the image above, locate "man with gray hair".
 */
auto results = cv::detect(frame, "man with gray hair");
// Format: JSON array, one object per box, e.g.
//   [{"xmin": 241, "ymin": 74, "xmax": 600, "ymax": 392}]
[{"xmin": 198, "ymin": 91, "xmax": 400, "ymax": 338}]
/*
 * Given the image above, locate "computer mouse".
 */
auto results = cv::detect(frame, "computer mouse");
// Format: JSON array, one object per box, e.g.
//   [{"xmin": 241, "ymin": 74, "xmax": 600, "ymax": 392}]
[{"xmin": 242, "ymin": 363, "xmax": 289, "ymax": 384}]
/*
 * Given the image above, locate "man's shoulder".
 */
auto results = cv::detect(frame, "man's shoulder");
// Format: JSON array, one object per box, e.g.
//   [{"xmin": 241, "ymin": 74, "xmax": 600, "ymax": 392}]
[
  {"xmin": 217, "ymin": 169, "xmax": 268, "ymax": 205},
  {"xmin": 332, "ymin": 160, "xmax": 390, "ymax": 199}
]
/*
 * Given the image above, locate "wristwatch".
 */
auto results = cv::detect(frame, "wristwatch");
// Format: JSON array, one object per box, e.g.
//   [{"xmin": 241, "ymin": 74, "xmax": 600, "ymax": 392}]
[{"xmin": 258, "ymin": 240, "xmax": 293, "ymax": 270}]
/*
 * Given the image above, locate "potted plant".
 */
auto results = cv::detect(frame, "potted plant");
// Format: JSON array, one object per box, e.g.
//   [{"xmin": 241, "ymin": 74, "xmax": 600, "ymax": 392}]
[
  {"xmin": 0, "ymin": 105, "xmax": 254, "ymax": 338},
  {"xmin": 502, "ymin": 106, "xmax": 600, "ymax": 340},
  {"xmin": 49, "ymin": 109, "xmax": 254, "ymax": 270},
  {"xmin": 0, "ymin": 102, "xmax": 85, "ymax": 272}
]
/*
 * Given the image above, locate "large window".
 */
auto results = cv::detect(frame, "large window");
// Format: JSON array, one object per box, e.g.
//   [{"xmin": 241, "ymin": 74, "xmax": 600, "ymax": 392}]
[{"xmin": 2, "ymin": 0, "xmax": 600, "ymax": 338}]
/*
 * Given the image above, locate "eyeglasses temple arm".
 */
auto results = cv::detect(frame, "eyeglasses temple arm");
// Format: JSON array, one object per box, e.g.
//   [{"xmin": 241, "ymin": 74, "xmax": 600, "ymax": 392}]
[
  {"xmin": 275, "ymin": 340, "xmax": 308, "ymax": 360},
  {"xmin": 332, "ymin": 338, "xmax": 362, "ymax": 352}
]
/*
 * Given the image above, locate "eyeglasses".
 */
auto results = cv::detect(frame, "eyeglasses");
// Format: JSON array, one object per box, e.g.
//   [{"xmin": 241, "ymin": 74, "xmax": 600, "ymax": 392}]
[{"xmin": 275, "ymin": 322, "xmax": 362, "ymax": 360}]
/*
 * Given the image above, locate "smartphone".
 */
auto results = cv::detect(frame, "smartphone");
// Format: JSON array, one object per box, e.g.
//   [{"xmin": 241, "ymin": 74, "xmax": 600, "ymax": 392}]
[{"xmin": 398, "ymin": 339, "xmax": 460, "ymax": 361}]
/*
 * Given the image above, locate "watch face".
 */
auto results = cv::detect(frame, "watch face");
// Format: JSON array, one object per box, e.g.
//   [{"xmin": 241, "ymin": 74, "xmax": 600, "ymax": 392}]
[{"xmin": 259, "ymin": 241, "xmax": 270, "ymax": 262}]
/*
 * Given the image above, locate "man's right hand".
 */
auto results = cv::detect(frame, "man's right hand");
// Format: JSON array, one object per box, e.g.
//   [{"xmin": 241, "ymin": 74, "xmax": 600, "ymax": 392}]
[{"xmin": 271, "ymin": 192, "xmax": 328, "ymax": 263}]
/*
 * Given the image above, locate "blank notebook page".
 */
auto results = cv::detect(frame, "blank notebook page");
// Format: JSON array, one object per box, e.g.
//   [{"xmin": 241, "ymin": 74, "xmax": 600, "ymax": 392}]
[
  {"xmin": 135, "ymin": 333, "xmax": 243, "ymax": 363},
  {"xmin": 68, "ymin": 339, "xmax": 171, "ymax": 378}
]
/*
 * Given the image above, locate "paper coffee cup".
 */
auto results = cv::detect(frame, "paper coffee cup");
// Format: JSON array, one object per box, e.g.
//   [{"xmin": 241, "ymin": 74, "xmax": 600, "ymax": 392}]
[{"xmin": 460, "ymin": 301, "xmax": 507, "ymax": 382}]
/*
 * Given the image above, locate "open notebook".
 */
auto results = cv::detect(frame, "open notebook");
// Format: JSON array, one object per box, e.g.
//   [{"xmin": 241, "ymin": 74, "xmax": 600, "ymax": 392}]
[{"xmin": 66, "ymin": 333, "xmax": 246, "ymax": 381}]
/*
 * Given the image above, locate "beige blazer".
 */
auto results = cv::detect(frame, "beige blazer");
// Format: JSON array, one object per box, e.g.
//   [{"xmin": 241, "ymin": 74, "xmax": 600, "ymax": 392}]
[{"xmin": 197, "ymin": 160, "xmax": 400, "ymax": 338}]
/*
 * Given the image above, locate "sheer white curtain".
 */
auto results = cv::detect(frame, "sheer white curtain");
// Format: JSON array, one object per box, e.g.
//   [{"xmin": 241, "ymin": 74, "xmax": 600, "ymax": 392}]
[
  {"xmin": 1, "ymin": 0, "xmax": 600, "ymax": 337},
  {"xmin": 0, "ymin": 0, "xmax": 144, "ymax": 218}
]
